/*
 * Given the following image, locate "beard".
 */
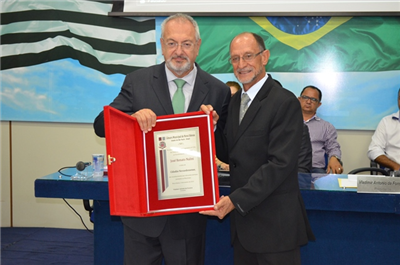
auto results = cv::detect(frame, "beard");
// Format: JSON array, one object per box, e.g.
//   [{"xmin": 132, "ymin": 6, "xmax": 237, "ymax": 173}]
[
  {"xmin": 235, "ymin": 66, "xmax": 263, "ymax": 85},
  {"xmin": 166, "ymin": 55, "xmax": 192, "ymax": 76}
]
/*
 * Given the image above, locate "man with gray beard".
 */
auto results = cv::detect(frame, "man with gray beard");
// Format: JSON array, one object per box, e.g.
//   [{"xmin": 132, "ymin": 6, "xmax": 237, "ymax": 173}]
[{"xmin": 93, "ymin": 13, "xmax": 230, "ymax": 265}]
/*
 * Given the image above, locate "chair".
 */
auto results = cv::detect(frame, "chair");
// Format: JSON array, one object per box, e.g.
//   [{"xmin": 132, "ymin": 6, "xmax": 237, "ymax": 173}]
[
  {"xmin": 370, "ymin": 160, "xmax": 382, "ymax": 175},
  {"xmin": 369, "ymin": 160, "xmax": 394, "ymax": 175},
  {"xmin": 348, "ymin": 167, "xmax": 390, "ymax": 176},
  {"xmin": 83, "ymin": 199, "xmax": 94, "ymax": 223}
]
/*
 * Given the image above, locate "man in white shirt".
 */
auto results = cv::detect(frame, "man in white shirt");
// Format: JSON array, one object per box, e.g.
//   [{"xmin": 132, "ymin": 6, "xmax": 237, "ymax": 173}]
[{"xmin": 367, "ymin": 88, "xmax": 400, "ymax": 171}]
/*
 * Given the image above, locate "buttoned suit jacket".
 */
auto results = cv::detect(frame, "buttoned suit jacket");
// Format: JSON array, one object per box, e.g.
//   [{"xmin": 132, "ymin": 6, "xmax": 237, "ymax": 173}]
[
  {"xmin": 226, "ymin": 77, "xmax": 315, "ymax": 253},
  {"xmin": 94, "ymin": 62, "xmax": 230, "ymax": 239}
]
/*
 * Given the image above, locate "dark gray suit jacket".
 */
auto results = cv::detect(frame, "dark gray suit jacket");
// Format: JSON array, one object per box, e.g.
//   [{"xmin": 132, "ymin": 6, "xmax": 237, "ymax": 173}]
[
  {"xmin": 299, "ymin": 124, "xmax": 312, "ymax": 173},
  {"xmin": 94, "ymin": 62, "xmax": 230, "ymax": 239},
  {"xmin": 226, "ymin": 77, "xmax": 315, "ymax": 253}
]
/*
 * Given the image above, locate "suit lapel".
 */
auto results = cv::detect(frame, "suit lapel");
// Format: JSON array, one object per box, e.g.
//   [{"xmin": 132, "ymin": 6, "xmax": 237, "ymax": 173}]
[
  {"xmin": 230, "ymin": 93, "xmax": 241, "ymax": 139},
  {"xmin": 231, "ymin": 78, "xmax": 275, "ymax": 148},
  {"xmin": 151, "ymin": 63, "xmax": 209, "ymax": 114},
  {"xmin": 187, "ymin": 65, "xmax": 209, "ymax": 112},
  {"xmin": 151, "ymin": 63, "xmax": 174, "ymax": 114},
  {"xmin": 231, "ymin": 97, "xmax": 261, "ymax": 147}
]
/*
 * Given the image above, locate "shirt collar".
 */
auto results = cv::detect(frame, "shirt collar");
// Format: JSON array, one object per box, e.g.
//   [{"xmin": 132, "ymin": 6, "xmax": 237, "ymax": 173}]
[
  {"xmin": 392, "ymin": 110, "xmax": 400, "ymax": 121},
  {"xmin": 241, "ymin": 73, "xmax": 268, "ymax": 101},
  {"xmin": 165, "ymin": 64, "xmax": 197, "ymax": 86},
  {"xmin": 304, "ymin": 114, "xmax": 320, "ymax": 123}
]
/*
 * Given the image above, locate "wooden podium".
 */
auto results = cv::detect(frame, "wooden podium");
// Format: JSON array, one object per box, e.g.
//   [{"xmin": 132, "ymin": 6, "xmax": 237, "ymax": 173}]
[{"xmin": 103, "ymin": 106, "xmax": 220, "ymax": 217}]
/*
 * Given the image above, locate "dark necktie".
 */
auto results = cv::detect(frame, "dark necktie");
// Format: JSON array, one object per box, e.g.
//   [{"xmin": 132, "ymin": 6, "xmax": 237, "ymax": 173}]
[
  {"xmin": 239, "ymin": 93, "xmax": 250, "ymax": 124},
  {"xmin": 172, "ymin": 79, "xmax": 186, "ymax": 114}
]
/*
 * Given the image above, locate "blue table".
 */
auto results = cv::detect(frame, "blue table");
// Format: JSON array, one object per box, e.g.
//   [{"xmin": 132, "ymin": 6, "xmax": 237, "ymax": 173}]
[{"xmin": 35, "ymin": 171, "xmax": 400, "ymax": 265}]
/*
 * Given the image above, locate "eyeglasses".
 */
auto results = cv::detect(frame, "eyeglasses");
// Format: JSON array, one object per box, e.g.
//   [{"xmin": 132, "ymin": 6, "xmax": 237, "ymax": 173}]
[
  {"xmin": 300, "ymin": 95, "xmax": 319, "ymax": 103},
  {"xmin": 229, "ymin": 51, "xmax": 264, "ymax": 64},
  {"xmin": 164, "ymin": 40, "xmax": 195, "ymax": 51}
]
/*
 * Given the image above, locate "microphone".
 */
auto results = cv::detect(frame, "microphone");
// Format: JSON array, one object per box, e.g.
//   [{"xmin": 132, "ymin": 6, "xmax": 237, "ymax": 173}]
[{"xmin": 76, "ymin": 161, "xmax": 91, "ymax": 171}]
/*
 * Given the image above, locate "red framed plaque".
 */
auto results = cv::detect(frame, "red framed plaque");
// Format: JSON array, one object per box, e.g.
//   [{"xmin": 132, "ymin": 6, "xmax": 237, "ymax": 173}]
[{"xmin": 103, "ymin": 106, "xmax": 219, "ymax": 217}]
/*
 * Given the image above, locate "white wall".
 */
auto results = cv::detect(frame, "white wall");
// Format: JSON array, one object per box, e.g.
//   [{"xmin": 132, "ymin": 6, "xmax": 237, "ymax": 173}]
[
  {"xmin": 1, "ymin": 121, "xmax": 106, "ymax": 229},
  {"xmin": 0, "ymin": 120, "xmax": 374, "ymax": 229},
  {"xmin": 121, "ymin": 0, "xmax": 400, "ymax": 14},
  {"xmin": 1, "ymin": 122, "xmax": 11, "ymax": 227},
  {"xmin": 338, "ymin": 129, "xmax": 374, "ymax": 173}
]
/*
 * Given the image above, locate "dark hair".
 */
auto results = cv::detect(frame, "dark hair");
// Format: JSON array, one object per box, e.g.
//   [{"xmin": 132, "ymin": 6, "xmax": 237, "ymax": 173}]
[
  {"xmin": 251, "ymin": 33, "xmax": 266, "ymax": 51},
  {"xmin": 226, "ymin": 81, "xmax": 241, "ymax": 91},
  {"xmin": 300, "ymin": 85, "xmax": 322, "ymax": 102}
]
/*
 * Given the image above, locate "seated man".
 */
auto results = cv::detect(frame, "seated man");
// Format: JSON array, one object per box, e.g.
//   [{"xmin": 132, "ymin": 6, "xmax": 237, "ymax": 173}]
[
  {"xmin": 367, "ymin": 88, "xmax": 400, "ymax": 172},
  {"xmin": 299, "ymin": 85, "xmax": 343, "ymax": 174},
  {"xmin": 226, "ymin": 81, "xmax": 241, "ymax": 97}
]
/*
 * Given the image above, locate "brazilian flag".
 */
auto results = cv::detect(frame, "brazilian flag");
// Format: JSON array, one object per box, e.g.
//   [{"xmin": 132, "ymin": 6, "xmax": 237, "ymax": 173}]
[{"xmin": 196, "ymin": 16, "xmax": 400, "ymax": 74}]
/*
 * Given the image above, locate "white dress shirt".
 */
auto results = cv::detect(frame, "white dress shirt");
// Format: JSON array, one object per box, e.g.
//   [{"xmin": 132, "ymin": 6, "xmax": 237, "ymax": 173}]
[
  {"xmin": 367, "ymin": 110, "xmax": 400, "ymax": 164},
  {"xmin": 240, "ymin": 73, "xmax": 268, "ymax": 107},
  {"xmin": 165, "ymin": 64, "xmax": 197, "ymax": 113}
]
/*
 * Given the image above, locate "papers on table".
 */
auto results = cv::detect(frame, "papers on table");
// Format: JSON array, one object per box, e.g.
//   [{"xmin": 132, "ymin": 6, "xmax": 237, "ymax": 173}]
[{"xmin": 338, "ymin": 175, "xmax": 358, "ymax": 188}]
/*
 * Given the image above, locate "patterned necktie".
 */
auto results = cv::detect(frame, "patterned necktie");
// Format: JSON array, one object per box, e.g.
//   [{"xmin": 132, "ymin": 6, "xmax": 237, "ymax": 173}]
[
  {"xmin": 172, "ymin": 79, "xmax": 186, "ymax": 114},
  {"xmin": 239, "ymin": 93, "xmax": 250, "ymax": 124}
]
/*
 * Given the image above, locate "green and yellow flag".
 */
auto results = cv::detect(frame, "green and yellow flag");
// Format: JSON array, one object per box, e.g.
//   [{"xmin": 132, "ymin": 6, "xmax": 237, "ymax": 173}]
[{"xmin": 196, "ymin": 16, "xmax": 400, "ymax": 74}]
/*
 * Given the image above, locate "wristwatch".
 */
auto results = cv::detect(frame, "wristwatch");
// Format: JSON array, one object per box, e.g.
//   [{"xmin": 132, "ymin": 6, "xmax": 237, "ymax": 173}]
[
  {"xmin": 392, "ymin": 170, "xmax": 400, "ymax": 177},
  {"xmin": 332, "ymin": 155, "xmax": 343, "ymax": 166}
]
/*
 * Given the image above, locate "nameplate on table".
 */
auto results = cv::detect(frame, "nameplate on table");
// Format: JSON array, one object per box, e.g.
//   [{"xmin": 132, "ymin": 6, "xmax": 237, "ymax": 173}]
[{"xmin": 357, "ymin": 176, "xmax": 400, "ymax": 194}]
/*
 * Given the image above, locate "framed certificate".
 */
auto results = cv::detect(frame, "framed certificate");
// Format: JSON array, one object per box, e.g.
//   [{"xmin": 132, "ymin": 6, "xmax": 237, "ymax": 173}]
[
  {"xmin": 153, "ymin": 127, "xmax": 204, "ymax": 201},
  {"xmin": 104, "ymin": 106, "xmax": 219, "ymax": 217}
]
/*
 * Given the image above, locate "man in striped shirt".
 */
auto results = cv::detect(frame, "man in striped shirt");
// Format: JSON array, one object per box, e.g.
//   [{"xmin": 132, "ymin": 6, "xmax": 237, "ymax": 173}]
[{"xmin": 298, "ymin": 85, "xmax": 343, "ymax": 174}]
